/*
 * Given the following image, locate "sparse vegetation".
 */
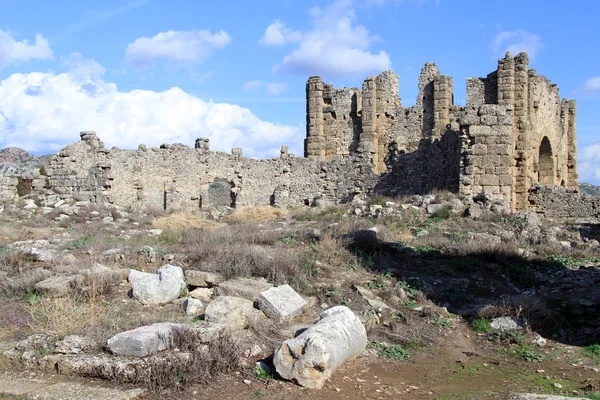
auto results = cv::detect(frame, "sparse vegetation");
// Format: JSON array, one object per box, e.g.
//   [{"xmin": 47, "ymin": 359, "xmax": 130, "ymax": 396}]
[
  {"xmin": 368, "ymin": 342, "xmax": 410, "ymax": 360},
  {"xmin": 0, "ymin": 193, "xmax": 599, "ymax": 397}
]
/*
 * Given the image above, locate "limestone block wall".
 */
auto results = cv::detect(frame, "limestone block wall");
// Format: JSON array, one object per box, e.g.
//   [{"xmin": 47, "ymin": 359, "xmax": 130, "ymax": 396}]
[
  {"xmin": 455, "ymin": 104, "xmax": 514, "ymax": 205},
  {"xmin": 465, "ymin": 52, "xmax": 577, "ymax": 211},
  {"xmin": 44, "ymin": 132, "xmax": 377, "ymax": 212},
  {"xmin": 528, "ymin": 185, "xmax": 600, "ymax": 218},
  {"xmin": 0, "ymin": 52, "xmax": 582, "ymax": 216}
]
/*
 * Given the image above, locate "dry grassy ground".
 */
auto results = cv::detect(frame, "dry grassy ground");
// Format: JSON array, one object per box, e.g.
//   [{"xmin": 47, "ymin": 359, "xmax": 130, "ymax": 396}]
[{"xmin": 1, "ymin": 198, "xmax": 600, "ymax": 399}]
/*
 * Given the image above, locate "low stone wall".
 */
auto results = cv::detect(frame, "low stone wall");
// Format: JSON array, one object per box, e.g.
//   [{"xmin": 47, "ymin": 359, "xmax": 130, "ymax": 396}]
[
  {"xmin": 44, "ymin": 132, "xmax": 378, "ymax": 211},
  {"xmin": 528, "ymin": 185, "xmax": 600, "ymax": 218}
]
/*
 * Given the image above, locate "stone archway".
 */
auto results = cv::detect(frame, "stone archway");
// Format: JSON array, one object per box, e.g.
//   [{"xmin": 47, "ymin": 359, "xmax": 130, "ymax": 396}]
[{"xmin": 538, "ymin": 136, "xmax": 555, "ymax": 185}]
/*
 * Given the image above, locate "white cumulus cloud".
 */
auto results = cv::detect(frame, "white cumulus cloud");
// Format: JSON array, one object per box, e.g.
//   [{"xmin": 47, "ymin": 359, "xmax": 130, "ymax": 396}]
[
  {"xmin": 125, "ymin": 30, "xmax": 231, "ymax": 68},
  {"xmin": 491, "ymin": 30, "xmax": 544, "ymax": 60},
  {"xmin": 0, "ymin": 29, "xmax": 53, "ymax": 69},
  {"xmin": 266, "ymin": 0, "xmax": 391, "ymax": 77},
  {"xmin": 0, "ymin": 57, "xmax": 303, "ymax": 158},
  {"xmin": 576, "ymin": 77, "xmax": 600, "ymax": 95},
  {"xmin": 579, "ymin": 143, "xmax": 600, "ymax": 184},
  {"xmin": 259, "ymin": 20, "xmax": 302, "ymax": 46}
]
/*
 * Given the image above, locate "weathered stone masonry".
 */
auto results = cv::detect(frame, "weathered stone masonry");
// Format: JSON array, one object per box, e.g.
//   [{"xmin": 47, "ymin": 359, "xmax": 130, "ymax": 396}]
[{"xmin": 3, "ymin": 51, "xmax": 589, "ymax": 215}]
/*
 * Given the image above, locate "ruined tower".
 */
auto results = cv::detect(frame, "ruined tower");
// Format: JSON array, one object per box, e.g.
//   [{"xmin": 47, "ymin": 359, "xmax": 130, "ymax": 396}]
[{"xmin": 305, "ymin": 51, "xmax": 578, "ymax": 212}]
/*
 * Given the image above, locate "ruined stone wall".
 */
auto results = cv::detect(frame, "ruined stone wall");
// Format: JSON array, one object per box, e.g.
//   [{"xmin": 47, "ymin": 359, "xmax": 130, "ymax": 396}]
[
  {"xmin": 464, "ymin": 52, "xmax": 577, "ymax": 211},
  {"xmin": 529, "ymin": 186, "xmax": 600, "ymax": 218},
  {"xmin": 45, "ymin": 132, "xmax": 376, "ymax": 212},
  {"xmin": 0, "ymin": 52, "xmax": 583, "ymax": 216},
  {"xmin": 0, "ymin": 176, "xmax": 19, "ymax": 204},
  {"xmin": 453, "ymin": 104, "xmax": 514, "ymax": 206},
  {"xmin": 307, "ymin": 64, "xmax": 460, "ymax": 195}
]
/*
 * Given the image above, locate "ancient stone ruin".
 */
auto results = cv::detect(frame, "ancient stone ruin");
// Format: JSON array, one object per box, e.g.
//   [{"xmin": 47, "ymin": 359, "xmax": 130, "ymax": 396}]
[{"xmin": 2, "ymin": 51, "xmax": 597, "ymax": 217}]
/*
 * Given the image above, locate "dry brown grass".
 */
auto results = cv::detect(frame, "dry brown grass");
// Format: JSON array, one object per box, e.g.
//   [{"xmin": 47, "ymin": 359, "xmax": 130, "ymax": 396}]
[
  {"xmin": 311, "ymin": 233, "xmax": 359, "ymax": 269},
  {"xmin": 27, "ymin": 295, "xmax": 104, "ymax": 337},
  {"xmin": 478, "ymin": 296, "xmax": 564, "ymax": 332},
  {"xmin": 152, "ymin": 212, "xmax": 221, "ymax": 232},
  {"xmin": 225, "ymin": 206, "xmax": 287, "ymax": 222},
  {"xmin": 182, "ymin": 225, "xmax": 313, "ymax": 290}
]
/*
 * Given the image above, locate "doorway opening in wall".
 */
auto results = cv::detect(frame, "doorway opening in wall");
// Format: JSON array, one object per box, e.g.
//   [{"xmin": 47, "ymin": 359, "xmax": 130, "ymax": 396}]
[
  {"xmin": 208, "ymin": 178, "xmax": 234, "ymax": 208},
  {"xmin": 538, "ymin": 136, "xmax": 555, "ymax": 185}
]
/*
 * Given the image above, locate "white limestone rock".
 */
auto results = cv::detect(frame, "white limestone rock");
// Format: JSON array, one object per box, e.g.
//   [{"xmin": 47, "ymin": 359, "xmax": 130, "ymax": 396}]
[
  {"xmin": 189, "ymin": 287, "xmax": 213, "ymax": 302},
  {"xmin": 34, "ymin": 275, "xmax": 84, "ymax": 297},
  {"xmin": 204, "ymin": 296, "xmax": 254, "ymax": 329},
  {"xmin": 55, "ymin": 335, "xmax": 97, "ymax": 354},
  {"xmin": 256, "ymin": 285, "xmax": 307, "ymax": 323},
  {"xmin": 131, "ymin": 264, "xmax": 186, "ymax": 305},
  {"xmin": 274, "ymin": 306, "xmax": 367, "ymax": 389},
  {"xmin": 107, "ymin": 323, "xmax": 175, "ymax": 357},
  {"xmin": 183, "ymin": 298, "xmax": 204, "ymax": 316},
  {"xmin": 184, "ymin": 270, "xmax": 225, "ymax": 287}
]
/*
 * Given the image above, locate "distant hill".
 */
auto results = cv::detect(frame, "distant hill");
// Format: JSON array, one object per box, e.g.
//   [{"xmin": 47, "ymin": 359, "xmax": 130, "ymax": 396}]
[
  {"xmin": 0, "ymin": 147, "xmax": 52, "ymax": 169},
  {"xmin": 580, "ymin": 182, "xmax": 600, "ymax": 197},
  {"xmin": 0, "ymin": 147, "xmax": 38, "ymax": 165}
]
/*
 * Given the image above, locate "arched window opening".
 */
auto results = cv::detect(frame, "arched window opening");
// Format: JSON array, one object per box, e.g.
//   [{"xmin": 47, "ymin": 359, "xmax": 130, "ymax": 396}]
[{"xmin": 538, "ymin": 137, "xmax": 555, "ymax": 185}]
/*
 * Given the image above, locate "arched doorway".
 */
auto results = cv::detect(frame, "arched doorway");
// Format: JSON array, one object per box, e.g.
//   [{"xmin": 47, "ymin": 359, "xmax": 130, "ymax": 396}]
[{"xmin": 538, "ymin": 137, "xmax": 555, "ymax": 185}]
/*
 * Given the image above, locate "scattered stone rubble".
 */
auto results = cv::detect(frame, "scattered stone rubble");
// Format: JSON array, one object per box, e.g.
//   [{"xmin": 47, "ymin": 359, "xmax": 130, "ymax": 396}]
[{"xmin": 2, "ymin": 261, "xmax": 370, "ymax": 390}]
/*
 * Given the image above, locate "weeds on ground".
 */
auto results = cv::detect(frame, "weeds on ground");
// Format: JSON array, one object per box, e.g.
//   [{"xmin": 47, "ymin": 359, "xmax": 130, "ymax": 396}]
[
  {"xmin": 368, "ymin": 342, "xmax": 410, "ymax": 360},
  {"xmin": 582, "ymin": 344, "xmax": 600, "ymax": 364},
  {"xmin": 517, "ymin": 344, "xmax": 545, "ymax": 363},
  {"xmin": 471, "ymin": 318, "xmax": 492, "ymax": 333}
]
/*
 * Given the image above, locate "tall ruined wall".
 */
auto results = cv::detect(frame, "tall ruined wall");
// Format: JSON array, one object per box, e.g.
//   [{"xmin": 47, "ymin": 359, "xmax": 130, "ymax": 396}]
[
  {"xmin": 466, "ymin": 52, "xmax": 577, "ymax": 211},
  {"xmin": 0, "ymin": 52, "xmax": 583, "ymax": 216},
  {"xmin": 307, "ymin": 64, "xmax": 460, "ymax": 196},
  {"xmin": 45, "ymin": 132, "xmax": 376, "ymax": 211}
]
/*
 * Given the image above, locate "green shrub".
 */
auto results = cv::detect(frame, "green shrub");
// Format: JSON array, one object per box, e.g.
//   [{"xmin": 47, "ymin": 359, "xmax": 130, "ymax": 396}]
[{"xmin": 471, "ymin": 318, "xmax": 492, "ymax": 333}]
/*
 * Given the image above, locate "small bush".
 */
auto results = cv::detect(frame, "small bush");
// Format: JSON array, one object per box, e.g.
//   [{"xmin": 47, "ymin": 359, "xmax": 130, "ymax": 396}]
[
  {"xmin": 518, "ymin": 344, "xmax": 545, "ymax": 362},
  {"xmin": 471, "ymin": 318, "xmax": 492, "ymax": 333},
  {"xmin": 432, "ymin": 205, "xmax": 452, "ymax": 219},
  {"xmin": 16, "ymin": 177, "xmax": 33, "ymax": 196}
]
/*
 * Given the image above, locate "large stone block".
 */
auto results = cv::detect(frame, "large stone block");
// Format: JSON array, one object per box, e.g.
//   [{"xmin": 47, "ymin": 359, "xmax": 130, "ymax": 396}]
[
  {"xmin": 107, "ymin": 323, "xmax": 175, "ymax": 357},
  {"xmin": 256, "ymin": 285, "xmax": 307, "ymax": 323},
  {"xmin": 204, "ymin": 296, "xmax": 255, "ymax": 329},
  {"xmin": 184, "ymin": 270, "xmax": 225, "ymax": 287},
  {"xmin": 131, "ymin": 264, "xmax": 186, "ymax": 305},
  {"xmin": 35, "ymin": 275, "xmax": 84, "ymax": 297},
  {"xmin": 214, "ymin": 277, "xmax": 272, "ymax": 301},
  {"xmin": 274, "ymin": 306, "xmax": 367, "ymax": 389}
]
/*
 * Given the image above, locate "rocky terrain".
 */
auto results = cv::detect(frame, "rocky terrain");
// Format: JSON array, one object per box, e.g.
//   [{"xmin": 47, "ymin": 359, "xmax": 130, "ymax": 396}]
[{"xmin": 0, "ymin": 192, "xmax": 599, "ymax": 399}]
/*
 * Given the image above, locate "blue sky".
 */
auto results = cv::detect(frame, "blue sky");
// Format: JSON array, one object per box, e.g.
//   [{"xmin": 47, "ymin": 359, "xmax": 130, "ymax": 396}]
[{"xmin": 0, "ymin": 0, "xmax": 599, "ymax": 183}]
